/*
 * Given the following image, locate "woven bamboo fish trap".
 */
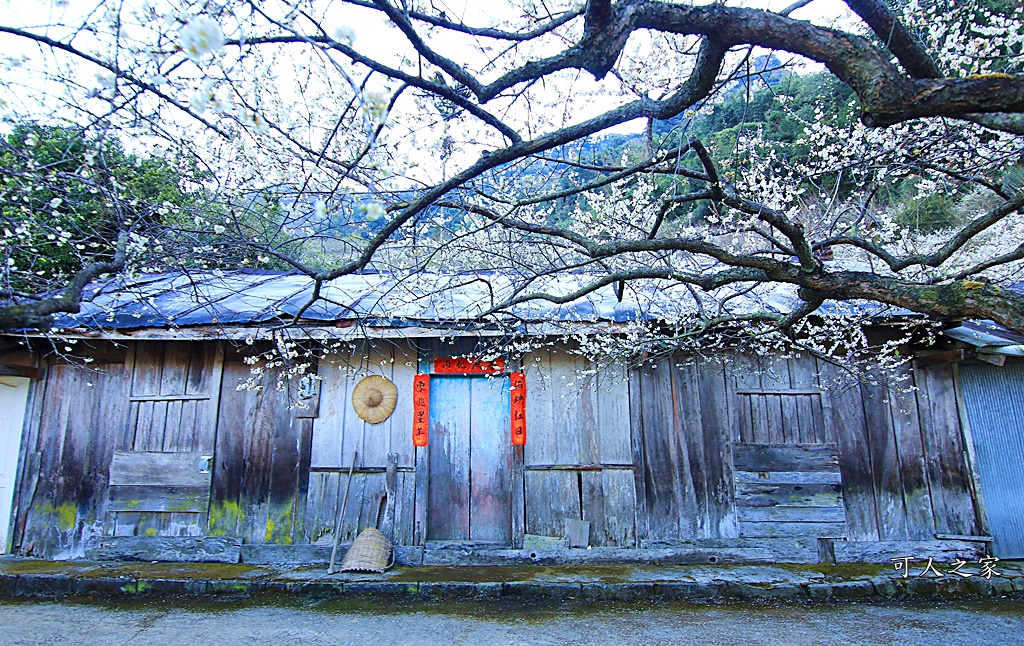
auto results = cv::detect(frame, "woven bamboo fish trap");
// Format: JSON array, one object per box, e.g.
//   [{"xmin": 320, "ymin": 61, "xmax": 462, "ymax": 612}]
[{"xmin": 339, "ymin": 527, "xmax": 394, "ymax": 573}]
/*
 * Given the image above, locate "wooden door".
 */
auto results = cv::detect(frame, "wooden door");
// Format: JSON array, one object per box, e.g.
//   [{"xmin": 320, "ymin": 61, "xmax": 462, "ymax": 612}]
[
  {"xmin": 427, "ymin": 375, "xmax": 512, "ymax": 543},
  {"xmin": 0, "ymin": 376, "xmax": 29, "ymax": 552},
  {"xmin": 107, "ymin": 341, "xmax": 224, "ymax": 537}
]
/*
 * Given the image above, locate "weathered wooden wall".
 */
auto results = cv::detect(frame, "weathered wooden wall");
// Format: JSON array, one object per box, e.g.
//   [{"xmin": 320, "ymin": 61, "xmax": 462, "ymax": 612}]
[
  {"xmin": 209, "ymin": 351, "xmax": 314, "ymax": 545},
  {"xmin": 17, "ymin": 340, "xmax": 315, "ymax": 557},
  {"xmin": 629, "ymin": 358, "xmax": 736, "ymax": 544},
  {"xmin": 9, "ymin": 337, "xmax": 983, "ymax": 561},
  {"xmin": 303, "ymin": 340, "xmax": 418, "ymax": 546},
  {"xmin": 628, "ymin": 352, "xmax": 980, "ymax": 546},
  {"xmin": 523, "ymin": 348, "xmax": 635, "ymax": 548},
  {"xmin": 19, "ymin": 344, "xmax": 129, "ymax": 558},
  {"xmin": 107, "ymin": 341, "xmax": 223, "ymax": 538}
]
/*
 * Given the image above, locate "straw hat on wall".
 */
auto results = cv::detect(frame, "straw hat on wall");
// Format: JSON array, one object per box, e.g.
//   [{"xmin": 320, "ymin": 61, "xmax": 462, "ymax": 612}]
[{"xmin": 351, "ymin": 375, "xmax": 398, "ymax": 424}]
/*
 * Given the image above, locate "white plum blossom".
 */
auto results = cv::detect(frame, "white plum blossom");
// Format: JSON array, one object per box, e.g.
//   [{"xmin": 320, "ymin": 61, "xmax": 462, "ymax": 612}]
[
  {"xmin": 237, "ymin": 107, "xmax": 271, "ymax": 134},
  {"xmin": 364, "ymin": 202, "xmax": 386, "ymax": 221},
  {"xmin": 179, "ymin": 15, "xmax": 225, "ymax": 63},
  {"xmin": 332, "ymin": 25, "xmax": 356, "ymax": 46},
  {"xmin": 360, "ymin": 92, "xmax": 389, "ymax": 126},
  {"xmin": 94, "ymin": 72, "xmax": 116, "ymax": 90}
]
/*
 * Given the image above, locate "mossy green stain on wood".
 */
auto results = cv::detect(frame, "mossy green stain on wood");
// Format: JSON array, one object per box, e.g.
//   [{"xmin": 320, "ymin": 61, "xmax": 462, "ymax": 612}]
[
  {"xmin": 41, "ymin": 502, "xmax": 78, "ymax": 532},
  {"xmin": 208, "ymin": 501, "xmax": 244, "ymax": 537},
  {"xmin": 263, "ymin": 504, "xmax": 294, "ymax": 545}
]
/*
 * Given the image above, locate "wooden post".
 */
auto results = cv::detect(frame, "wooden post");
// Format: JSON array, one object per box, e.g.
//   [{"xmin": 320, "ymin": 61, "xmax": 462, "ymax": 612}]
[
  {"xmin": 380, "ymin": 453, "xmax": 398, "ymax": 541},
  {"xmin": 413, "ymin": 445, "xmax": 429, "ymax": 546},
  {"xmin": 511, "ymin": 444, "xmax": 525, "ymax": 549},
  {"xmin": 328, "ymin": 448, "xmax": 358, "ymax": 575},
  {"xmin": 628, "ymin": 369, "xmax": 650, "ymax": 545}
]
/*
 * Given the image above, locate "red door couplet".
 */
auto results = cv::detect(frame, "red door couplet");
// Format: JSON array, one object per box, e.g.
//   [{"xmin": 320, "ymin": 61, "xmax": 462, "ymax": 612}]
[
  {"xmin": 510, "ymin": 372, "xmax": 526, "ymax": 445},
  {"xmin": 412, "ymin": 374, "xmax": 430, "ymax": 446},
  {"xmin": 414, "ymin": 362, "xmax": 525, "ymax": 447}
]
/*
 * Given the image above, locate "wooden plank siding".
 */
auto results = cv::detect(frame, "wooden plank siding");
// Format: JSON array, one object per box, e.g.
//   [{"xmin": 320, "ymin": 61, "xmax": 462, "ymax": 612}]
[
  {"xmin": 304, "ymin": 340, "xmax": 418, "ymax": 546},
  {"xmin": 914, "ymin": 362, "xmax": 979, "ymax": 536},
  {"xmin": 211, "ymin": 358, "xmax": 314, "ymax": 545},
  {"xmin": 107, "ymin": 341, "xmax": 223, "ymax": 538},
  {"xmin": 522, "ymin": 348, "xmax": 635, "ymax": 547},
  {"xmin": 629, "ymin": 351, "xmax": 982, "ymax": 546},
  {"xmin": 819, "ymin": 359, "xmax": 880, "ymax": 541},
  {"xmin": 631, "ymin": 357, "xmax": 736, "ymax": 543},
  {"xmin": 21, "ymin": 355, "xmax": 130, "ymax": 558},
  {"xmin": 11, "ymin": 337, "xmax": 985, "ymax": 563}
]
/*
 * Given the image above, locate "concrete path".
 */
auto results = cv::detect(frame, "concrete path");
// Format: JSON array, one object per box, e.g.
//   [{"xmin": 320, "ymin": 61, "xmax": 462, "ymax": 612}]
[
  {"xmin": 2, "ymin": 558, "xmax": 1024, "ymax": 603},
  {"xmin": 1, "ymin": 597, "xmax": 1023, "ymax": 645}
]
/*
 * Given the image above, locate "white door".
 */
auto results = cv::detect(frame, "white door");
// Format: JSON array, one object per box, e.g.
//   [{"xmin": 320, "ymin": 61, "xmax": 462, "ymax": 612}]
[{"xmin": 0, "ymin": 376, "xmax": 29, "ymax": 553}]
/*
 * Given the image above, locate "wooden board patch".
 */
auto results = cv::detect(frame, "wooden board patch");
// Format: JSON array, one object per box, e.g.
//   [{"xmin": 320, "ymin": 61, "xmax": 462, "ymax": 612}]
[
  {"xmin": 732, "ymin": 443, "xmax": 839, "ymax": 473},
  {"xmin": 109, "ymin": 451, "xmax": 211, "ymax": 488},
  {"xmin": 107, "ymin": 485, "xmax": 211, "ymax": 513}
]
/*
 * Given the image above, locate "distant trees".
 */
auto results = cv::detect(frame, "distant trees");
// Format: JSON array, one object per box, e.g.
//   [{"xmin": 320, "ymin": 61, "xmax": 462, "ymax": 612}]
[
  {"xmin": 0, "ymin": 123, "xmax": 298, "ymax": 328},
  {"xmin": 1, "ymin": 124, "xmax": 196, "ymax": 285}
]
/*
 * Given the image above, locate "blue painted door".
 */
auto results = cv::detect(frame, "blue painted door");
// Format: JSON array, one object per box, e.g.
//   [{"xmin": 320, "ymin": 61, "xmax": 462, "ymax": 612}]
[
  {"xmin": 960, "ymin": 363, "xmax": 1024, "ymax": 558},
  {"xmin": 427, "ymin": 376, "xmax": 512, "ymax": 543}
]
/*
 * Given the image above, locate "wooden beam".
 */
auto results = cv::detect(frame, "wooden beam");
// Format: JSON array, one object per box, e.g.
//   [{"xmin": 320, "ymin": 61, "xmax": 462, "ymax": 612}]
[
  {"xmin": 524, "ymin": 464, "xmax": 634, "ymax": 470},
  {"xmin": 413, "ymin": 445, "xmax": 428, "ymax": 545},
  {"xmin": 935, "ymin": 533, "xmax": 993, "ymax": 541},
  {"xmin": 0, "ymin": 363, "xmax": 39, "ymax": 379},
  {"xmin": 975, "ymin": 352, "xmax": 1007, "ymax": 366},
  {"xmin": 87, "ymin": 536, "xmax": 242, "ymax": 563},
  {"xmin": 129, "ymin": 393, "xmax": 210, "ymax": 402},
  {"xmin": 309, "ymin": 466, "xmax": 415, "ymax": 474},
  {"xmin": 914, "ymin": 349, "xmax": 965, "ymax": 367},
  {"xmin": 735, "ymin": 388, "xmax": 820, "ymax": 395},
  {"xmin": 511, "ymin": 444, "xmax": 525, "ymax": 550}
]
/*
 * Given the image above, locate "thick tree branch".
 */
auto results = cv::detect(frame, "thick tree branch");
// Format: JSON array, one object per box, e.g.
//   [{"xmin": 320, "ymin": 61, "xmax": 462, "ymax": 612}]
[
  {"xmin": 844, "ymin": 0, "xmax": 943, "ymax": 79},
  {"xmin": 818, "ymin": 193, "xmax": 1024, "ymax": 273},
  {"xmin": 0, "ymin": 231, "xmax": 128, "ymax": 330},
  {"xmin": 801, "ymin": 272, "xmax": 1024, "ymax": 333}
]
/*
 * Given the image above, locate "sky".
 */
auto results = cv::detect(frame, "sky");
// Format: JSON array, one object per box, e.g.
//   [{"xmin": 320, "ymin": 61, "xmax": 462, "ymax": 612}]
[
  {"xmin": 0, "ymin": 0, "xmax": 868, "ymax": 182},
  {"xmin": 310, "ymin": 0, "xmax": 860, "ymax": 134}
]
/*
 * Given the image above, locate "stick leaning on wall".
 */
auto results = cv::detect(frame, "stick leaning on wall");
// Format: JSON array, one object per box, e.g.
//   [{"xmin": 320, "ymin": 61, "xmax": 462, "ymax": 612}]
[{"xmin": 327, "ymin": 422, "xmax": 365, "ymax": 575}]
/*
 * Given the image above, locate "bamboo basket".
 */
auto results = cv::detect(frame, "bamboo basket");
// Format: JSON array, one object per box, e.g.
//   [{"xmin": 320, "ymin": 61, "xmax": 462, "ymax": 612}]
[{"xmin": 339, "ymin": 527, "xmax": 394, "ymax": 573}]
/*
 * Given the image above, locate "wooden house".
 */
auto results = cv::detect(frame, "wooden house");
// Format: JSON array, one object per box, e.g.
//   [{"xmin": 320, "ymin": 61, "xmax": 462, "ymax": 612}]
[{"xmin": 0, "ymin": 272, "xmax": 1002, "ymax": 565}]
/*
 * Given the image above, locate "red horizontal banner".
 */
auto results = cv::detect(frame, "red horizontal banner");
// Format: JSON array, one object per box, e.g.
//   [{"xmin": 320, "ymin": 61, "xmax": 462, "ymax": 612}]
[{"xmin": 433, "ymin": 357, "xmax": 506, "ymax": 374}]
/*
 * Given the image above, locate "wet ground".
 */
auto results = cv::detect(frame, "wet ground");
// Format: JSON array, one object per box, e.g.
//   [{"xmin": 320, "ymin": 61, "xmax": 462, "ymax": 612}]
[{"xmin": 1, "ymin": 597, "xmax": 1023, "ymax": 645}]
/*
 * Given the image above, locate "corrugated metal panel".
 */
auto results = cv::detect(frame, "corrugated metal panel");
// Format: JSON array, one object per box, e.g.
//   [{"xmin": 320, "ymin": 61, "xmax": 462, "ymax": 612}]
[{"xmin": 960, "ymin": 362, "xmax": 1024, "ymax": 558}]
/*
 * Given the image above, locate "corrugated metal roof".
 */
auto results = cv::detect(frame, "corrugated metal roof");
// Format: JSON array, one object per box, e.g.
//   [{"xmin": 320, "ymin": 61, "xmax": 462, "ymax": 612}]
[
  {"xmin": 944, "ymin": 320, "xmax": 1024, "ymax": 349},
  {"xmin": 49, "ymin": 270, "xmax": 880, "ymax": 332}
]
